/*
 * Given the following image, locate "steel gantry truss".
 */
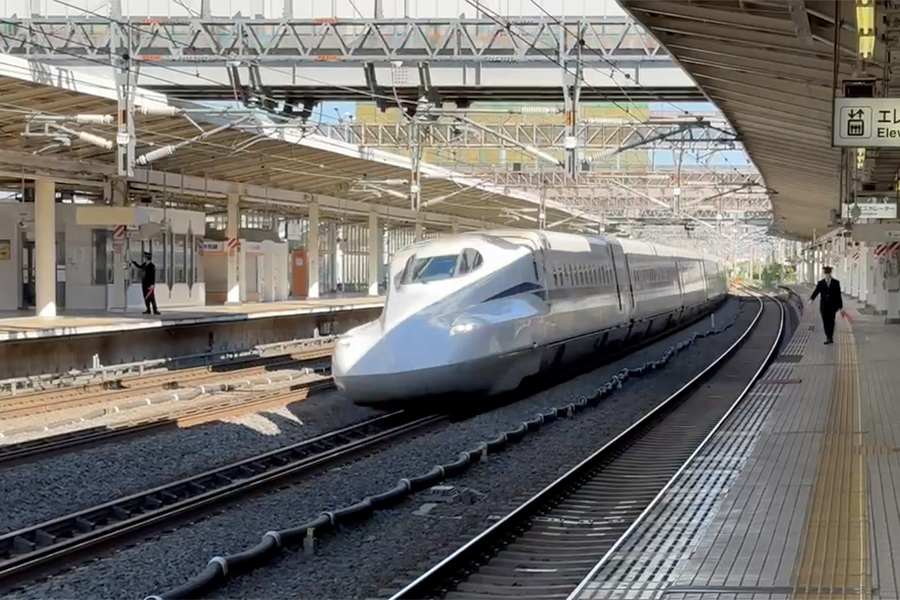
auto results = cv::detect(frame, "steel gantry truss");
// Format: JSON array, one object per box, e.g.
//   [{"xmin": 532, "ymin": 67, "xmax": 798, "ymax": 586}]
[
  {"xmin": 313, "ymin": 117, "xmax": 739, "ymax": 152},
  {"xmin": 0, "ymin": 16, "xmax": 667, "ymax": 64},
  {"xmin": 471, "ymin": 169, "xmax": 763, "ymax": 189}
]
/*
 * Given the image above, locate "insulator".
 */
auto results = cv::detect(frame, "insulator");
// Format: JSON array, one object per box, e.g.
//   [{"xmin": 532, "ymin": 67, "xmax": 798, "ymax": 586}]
[
  {"xmin": 136, "ymin": 145, "xmax": 177, "ymax": 165},
  {"xmin": 583, "ymin": 148, "xmax": 619, "ymax": 163},
  {"xmin": 581, "ymin": 117, "xmax": 633, "ymax": 125},
  {"xmin": 520, "ymin": 106, "xmax": 561, "ymax": 114},
  {"xmin": 74, "ymin": 114, "xmax": 113, "ymax": 125},
  {"xmin": 76, "ymin": 131, "xmax": 113, "ymax": 150},
  {"xmin": 139, "ymin": 105, "xmax": 181, "ymax": 117}
]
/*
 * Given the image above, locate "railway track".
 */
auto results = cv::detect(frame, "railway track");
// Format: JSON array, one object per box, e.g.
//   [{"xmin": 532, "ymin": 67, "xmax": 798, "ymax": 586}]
[
  {"xmin": 389, "ymin": 293, "xmax": 784, "ymax": 600},
  {"xmin": 0, "ymin": 410, "xmax": 444, "ymax": 589},
  {"xmin": 0, "ymin": 344, "xmax": 334, "ymax": 421},
  {"xmin": 0, "ymin": 377, "xmax": 336, "ymax": 467}
]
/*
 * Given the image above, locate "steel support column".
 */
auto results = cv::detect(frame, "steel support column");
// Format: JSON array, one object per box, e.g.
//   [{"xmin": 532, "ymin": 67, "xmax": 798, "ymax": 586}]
[
  {"xmin": 34, "ymin": 178, "xmax": 56, "ymax": 318},
  {"xmin": 368, "ymin": 209, "xmax": 379, "ymax": 297},
  {"xmin": 308, "ymin": 202, "xmax": 320, "ymax": 299},
  {"xmin": 226, "ymin": 192, "xmax": 241, "ymax": 304}
]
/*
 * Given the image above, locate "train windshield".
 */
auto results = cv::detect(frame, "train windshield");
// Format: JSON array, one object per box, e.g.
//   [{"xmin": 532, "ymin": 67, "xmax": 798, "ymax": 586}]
[
  {"xmin": 401, "ymin": 249, "xmax": 484, "ymax": 284},
  {"xmin": 405, "ymin": 255, "xmax": 459, "ymax": 283}
]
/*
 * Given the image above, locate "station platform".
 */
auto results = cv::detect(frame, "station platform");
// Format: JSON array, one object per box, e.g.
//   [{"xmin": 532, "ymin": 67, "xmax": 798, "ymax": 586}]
[
  {"xmin": 0, "ymin": 297, "xmax": 383, "ymax": 380},
  {"xmin": 0, "ymin": 296, "xmax": 384, "ymax": 343},
  {"xmin": 572, "ymin": 288, "xmax": 895, "ymax": 600}
]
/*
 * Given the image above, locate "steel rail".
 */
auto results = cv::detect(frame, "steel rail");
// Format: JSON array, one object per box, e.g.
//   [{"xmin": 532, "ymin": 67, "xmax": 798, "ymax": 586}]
[
  {"xmin": 390, "ymin": 293, "xmax": 783, "ymax": 599},
  {"xmin": 0, "ymin": 410, "xmax": 444, "ymax": 588}
]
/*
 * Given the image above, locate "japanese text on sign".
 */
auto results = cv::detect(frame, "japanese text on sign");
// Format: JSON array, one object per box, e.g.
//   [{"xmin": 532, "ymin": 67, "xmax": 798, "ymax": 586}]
[{"xmin": 834, "ymin": 98, "xmax": 900, "ymax": 147}]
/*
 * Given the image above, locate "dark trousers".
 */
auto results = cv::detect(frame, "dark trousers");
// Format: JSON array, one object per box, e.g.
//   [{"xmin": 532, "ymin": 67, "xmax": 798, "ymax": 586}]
[
  {"xmin": 142, "ymin": 285, "xmax": 159, "ymax": 314},
  {"xmin": 821, "ymin": 309, "xmax": 836, "ymax": 341}
]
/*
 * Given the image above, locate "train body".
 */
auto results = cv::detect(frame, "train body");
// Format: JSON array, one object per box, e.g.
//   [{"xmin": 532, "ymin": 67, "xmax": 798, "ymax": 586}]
[{"xmin": 332, "ymin": 230, "xmax": 728, "ymax": 406}]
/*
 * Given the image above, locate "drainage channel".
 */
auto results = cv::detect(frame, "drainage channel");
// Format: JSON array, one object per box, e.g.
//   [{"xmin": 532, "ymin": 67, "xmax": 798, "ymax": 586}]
[{"xmin": 390, "ymin": 294, "xmax": 783, "ymax": 600}]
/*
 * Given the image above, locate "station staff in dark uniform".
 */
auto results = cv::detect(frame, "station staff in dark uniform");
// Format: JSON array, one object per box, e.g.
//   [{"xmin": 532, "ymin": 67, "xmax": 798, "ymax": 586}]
[
  {"xmin": 810, "ymin": 266, "xmax": 842, "ymax": 344},
  {"xmin": 132, "ymin": 252, "xmax": 160, "ymax": 315}
]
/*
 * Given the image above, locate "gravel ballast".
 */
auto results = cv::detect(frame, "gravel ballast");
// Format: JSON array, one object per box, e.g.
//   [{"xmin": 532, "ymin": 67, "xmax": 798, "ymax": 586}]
[
  {"xmin": 0, "ymin": 387, "xmax": 380, "ymax": 535},
  {"xmin": 2, "ymin": 297, "xmax": 753, "ymax": 600}
]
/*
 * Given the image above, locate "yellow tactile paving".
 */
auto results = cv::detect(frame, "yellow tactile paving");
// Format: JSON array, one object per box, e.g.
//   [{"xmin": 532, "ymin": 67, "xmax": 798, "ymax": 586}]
[{"xmin": 791, "ymin": 320, "xmax": 870, "ymax": 600}]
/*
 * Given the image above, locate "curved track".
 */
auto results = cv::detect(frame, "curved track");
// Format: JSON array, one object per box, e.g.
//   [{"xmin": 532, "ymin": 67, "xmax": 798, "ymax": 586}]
[
  {"xmin": 389, "ymin": 293, "xmax": 784, "ymax": 600},
  {"xmin": 0, "ymin": 410, "xmax": 444, "ymax": 589}
]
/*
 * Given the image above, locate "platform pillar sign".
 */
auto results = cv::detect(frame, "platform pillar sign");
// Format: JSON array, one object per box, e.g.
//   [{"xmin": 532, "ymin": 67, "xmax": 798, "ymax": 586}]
[{"xmin": 112, "ymin": 224, "xmax": 126, "ymax": 250}]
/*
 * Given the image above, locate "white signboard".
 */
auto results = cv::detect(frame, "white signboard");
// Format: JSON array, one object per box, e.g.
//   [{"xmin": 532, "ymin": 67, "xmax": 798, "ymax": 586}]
[
  {"xmin": 834, "ymin": 98, "xmax": 900, "ymax": 146},
  {"xmin": 286, "ymin": 221, "xmax": 305, "ymax": 241},
  {"xmin": 842, "ymin": 202, "xmax": 898, "ymax": 219}
]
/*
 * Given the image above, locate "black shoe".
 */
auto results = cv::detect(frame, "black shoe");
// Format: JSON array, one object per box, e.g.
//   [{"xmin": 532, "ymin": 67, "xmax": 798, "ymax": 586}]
[
  {"xmin": 825, "ymin": 339, "xmax": 833, "ymax": 345},
  {"xmin": 142, "ymin": 310, "xmax": 150, "ymax": 315},
  {"xmin": 153, "ymin": 311, "xmax": 161, "ymax": 315}
]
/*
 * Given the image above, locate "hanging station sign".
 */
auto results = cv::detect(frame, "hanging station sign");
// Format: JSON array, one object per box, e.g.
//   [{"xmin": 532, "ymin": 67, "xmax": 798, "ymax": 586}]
[
  {"xmin": 833, "ymin": 98, "xmax": 900, "ymax": 146},
  {"xmin": 842, "ymin": 198, "xmax": 898, "ymax": 219}
]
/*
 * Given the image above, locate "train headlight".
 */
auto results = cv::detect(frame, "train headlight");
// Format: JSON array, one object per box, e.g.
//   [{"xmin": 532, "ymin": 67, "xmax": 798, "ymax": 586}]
[{"xmin": 450, "ymin": 318, "xmax": 481, "ymax": 336}]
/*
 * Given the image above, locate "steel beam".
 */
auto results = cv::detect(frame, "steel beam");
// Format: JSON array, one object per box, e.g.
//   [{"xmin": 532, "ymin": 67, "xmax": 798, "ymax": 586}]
[
  {"xmin": 467, "ymin": 169, "xmax": 765, "ymax": 189},
  {"xmin": 0, "ymin": 16, "xmax": 668, "ymax": 64},
  {"xmin": 313, "ymin": 120, "xmax": 738, "ymax": 151}
]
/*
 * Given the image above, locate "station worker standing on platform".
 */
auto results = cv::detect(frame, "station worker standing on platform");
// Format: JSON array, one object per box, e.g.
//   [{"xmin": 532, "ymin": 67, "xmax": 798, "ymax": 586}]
[
  {"xmin": 132, "ymin": 252, "xmax": 160, "ymax": 316},
  {"xmin": 809, "ymin": 265, "xmax": 842, "ymax": 345}
]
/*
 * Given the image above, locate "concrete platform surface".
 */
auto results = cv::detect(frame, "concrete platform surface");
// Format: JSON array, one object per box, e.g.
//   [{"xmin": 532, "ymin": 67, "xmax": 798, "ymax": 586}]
[
  {"xmin": 0, "ymin": 296, "xmax": 384, "ymax": 342},
  {"xmin": 572, "ymin": 288, "xmax": 896, "ymax": 600}
]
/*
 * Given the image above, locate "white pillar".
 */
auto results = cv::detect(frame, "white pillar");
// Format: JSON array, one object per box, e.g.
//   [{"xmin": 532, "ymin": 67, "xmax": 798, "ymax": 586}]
[
  {"xmin": 867, "ymin": 248, "xmax": 877, "ymax": 307},
  {"xmin": 451, "ymin": 219, "xmax": 459, "ymax": 235},
  {"xmin": 368, "ymin": 210, "xmax": 379, "ymax": 296},
  {"xmin": 876, "ymin": 257, "xmax": 888, "ymax": 314},
  {"xmin": 334, "ymin": 225, "xmax": 344, "ymax": 294},
  {"xmin": 110, "ymin": 180, "xmax": 127, "ymax": 311},
  {"xmin": 35, "ymin": 178, "xmax": 56, "ymax": 318},
  {"xmin": 238, "ymin": 242, "xmax": 247, "ymax": 303},
  {"xmin": 414, "ymin": 219, "xmax": 423, "ymax": 241},
  {"xmin": 307, "ymin": 202, "xmax": 320, "ymax": 299},
  {"xmin": 856, "ymin": 246, "xmax": 867, "ymax": 300},
  {"xmin": 226, "ymin": 193, "xmax": 241, "ymax": 304},
  {"xmin": 264, "ymin": 250, "xmax": 275, "ymax": 302}
]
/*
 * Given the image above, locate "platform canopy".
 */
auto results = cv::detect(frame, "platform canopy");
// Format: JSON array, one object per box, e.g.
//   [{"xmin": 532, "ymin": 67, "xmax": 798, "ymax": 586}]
[
  {"xmin": 0, "ymin": 55, "xmax": 603, "ymax": 232},
  {"xmin": 619, "ymin": 0, "xmax": 860, "ymax": 241}
]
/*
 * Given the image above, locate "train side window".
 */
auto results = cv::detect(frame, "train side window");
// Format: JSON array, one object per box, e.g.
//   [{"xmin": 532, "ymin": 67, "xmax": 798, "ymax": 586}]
[{"xmin": 457, "ymin": 249, "xmax": 484, "ymax": 275}]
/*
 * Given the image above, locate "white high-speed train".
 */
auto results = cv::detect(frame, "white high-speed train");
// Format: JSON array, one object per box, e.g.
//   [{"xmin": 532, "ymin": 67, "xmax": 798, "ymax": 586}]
[{"xmin": 332, "ymin": 230, "xmax": 728, "ymax": 407}]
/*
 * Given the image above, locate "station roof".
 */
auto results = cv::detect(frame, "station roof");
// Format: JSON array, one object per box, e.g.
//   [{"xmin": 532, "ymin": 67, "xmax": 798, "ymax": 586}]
[
  {"xmin": 619, "ymin": 0, "xmax": 857, "ymax": 241},
  {"xmin": 0, "ymin": 55, "xmax": 601, "ymax": 232}
]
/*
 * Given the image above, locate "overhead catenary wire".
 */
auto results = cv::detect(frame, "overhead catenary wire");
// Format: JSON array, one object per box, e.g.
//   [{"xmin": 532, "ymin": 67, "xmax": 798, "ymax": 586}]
[
  {"xmin": 0, "ymin": 27, "xmax": 526, "ymax": 191},
  {"xmin": 0, "ymin": 6, "xmax": 753, "ymax": 231}
]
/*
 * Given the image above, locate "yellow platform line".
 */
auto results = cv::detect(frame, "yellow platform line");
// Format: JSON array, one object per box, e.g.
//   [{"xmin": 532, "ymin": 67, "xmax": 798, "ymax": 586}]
[{"xmin": 791, "ymin": 320, "xmax": 870, "ymax": 600}]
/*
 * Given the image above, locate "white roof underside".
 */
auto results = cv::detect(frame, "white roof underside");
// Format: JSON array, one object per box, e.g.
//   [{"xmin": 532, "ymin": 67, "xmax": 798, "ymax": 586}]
[
  {"xmin": 619, "ymin": 0, "xmax": 860, "ymax": 241},
  {"xmin": 0, "ymin": 55, "xmax": 602, "ymax": 231}
]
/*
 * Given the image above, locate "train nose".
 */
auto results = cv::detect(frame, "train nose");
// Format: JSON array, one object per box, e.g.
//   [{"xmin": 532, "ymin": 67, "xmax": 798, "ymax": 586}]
[{"xmin": 331, "ymin": 323, "xmax": 378, "ymax": 393}]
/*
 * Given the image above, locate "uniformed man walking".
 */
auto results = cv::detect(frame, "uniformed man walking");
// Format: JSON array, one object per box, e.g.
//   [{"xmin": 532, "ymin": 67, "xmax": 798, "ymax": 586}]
[
  {"xmin": 810, "ymin": 266, "xmax": 842, "ymax": 344},
  {"xmin": 132, "ymin": 252, "xmax": 160, "ymax": 315}
]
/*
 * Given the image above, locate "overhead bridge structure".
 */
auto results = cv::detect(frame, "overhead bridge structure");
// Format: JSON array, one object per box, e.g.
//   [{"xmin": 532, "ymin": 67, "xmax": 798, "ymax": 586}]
[{"xmin": 0, "ymin": 15, "xmax": 700, "ymax": 103}]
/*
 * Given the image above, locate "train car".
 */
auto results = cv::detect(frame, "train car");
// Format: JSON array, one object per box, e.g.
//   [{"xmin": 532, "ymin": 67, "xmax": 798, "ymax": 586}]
[{"xmin": 332, "ymin": 229, "xmax": 728, "ymax": 407}]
